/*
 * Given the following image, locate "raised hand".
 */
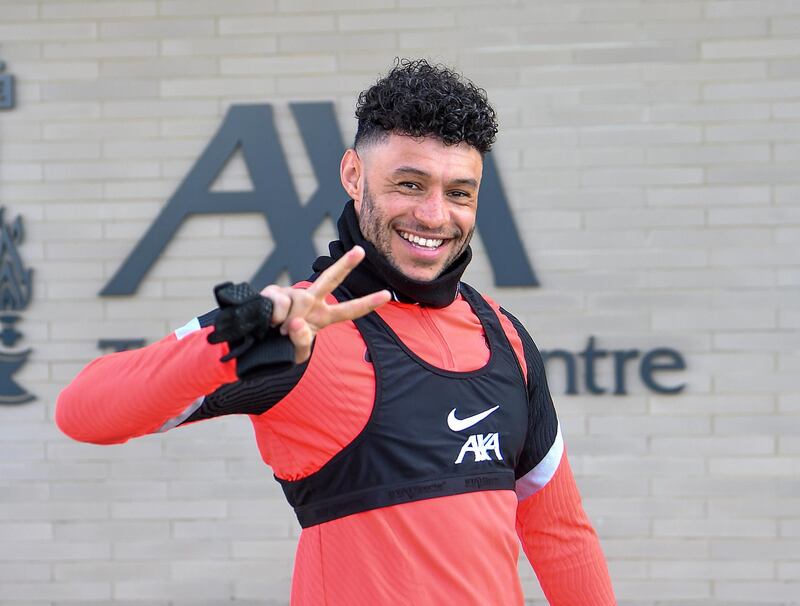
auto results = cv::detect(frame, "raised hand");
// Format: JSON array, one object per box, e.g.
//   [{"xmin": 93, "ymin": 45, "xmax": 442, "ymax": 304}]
[{"xmin": 260, "ymin": 246, "xmax": 391, "ymax": 364}]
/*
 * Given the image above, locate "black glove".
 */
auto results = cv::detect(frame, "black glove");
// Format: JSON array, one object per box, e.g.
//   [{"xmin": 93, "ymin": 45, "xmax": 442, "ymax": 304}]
[{"xmin": 208, "ymin": 282, "xmax": 295, "ymax": 377}]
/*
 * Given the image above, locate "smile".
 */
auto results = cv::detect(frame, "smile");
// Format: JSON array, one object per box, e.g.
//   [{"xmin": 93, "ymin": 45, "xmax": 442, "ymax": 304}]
[{"xmin": 398, "ymin": 231, "xmax": 444, "ymax": 249}]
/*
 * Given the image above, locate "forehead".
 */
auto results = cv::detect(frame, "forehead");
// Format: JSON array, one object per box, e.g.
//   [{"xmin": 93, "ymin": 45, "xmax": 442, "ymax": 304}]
[{"xmin": 363, "ymin": 133, "xmax": 483, "ymax": 178}]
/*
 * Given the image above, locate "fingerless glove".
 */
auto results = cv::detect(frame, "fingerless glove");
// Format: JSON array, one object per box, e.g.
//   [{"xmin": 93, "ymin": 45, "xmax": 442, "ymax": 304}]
[{"xmin": 208, "ymin": 282, "xmax": 295, "ymax": 378}]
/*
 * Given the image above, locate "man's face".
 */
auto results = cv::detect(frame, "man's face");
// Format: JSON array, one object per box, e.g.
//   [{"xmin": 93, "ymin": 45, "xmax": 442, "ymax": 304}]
[{"xmin": 352, "ymin": 134, "xmax": 483, "ymax": 282}]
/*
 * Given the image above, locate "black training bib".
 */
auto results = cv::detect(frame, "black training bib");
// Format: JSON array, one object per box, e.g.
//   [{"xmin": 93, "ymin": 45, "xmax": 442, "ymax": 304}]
[{"xmin": 276, "ymin": 283, "xmax": 529, "ymax": 528}]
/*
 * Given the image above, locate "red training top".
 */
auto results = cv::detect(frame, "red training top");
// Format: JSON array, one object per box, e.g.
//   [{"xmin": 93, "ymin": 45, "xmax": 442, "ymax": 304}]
[{"xmin": 56, "ymin": 288, "xmax": 616, "ymax": 606}]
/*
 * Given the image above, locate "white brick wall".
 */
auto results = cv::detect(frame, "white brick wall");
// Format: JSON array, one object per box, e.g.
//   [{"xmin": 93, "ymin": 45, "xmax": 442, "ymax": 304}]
[{"xmin": 0, "ymin": 1, "xmax": 798, "ymax": 604}]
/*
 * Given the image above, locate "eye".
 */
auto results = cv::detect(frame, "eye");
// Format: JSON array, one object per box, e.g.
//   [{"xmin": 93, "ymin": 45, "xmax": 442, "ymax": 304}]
[
  {"xmin": 448, "ymin": 190, "xmax": 474, "ymax": 205},
  {"xmin": 399, "ymin": 182, "xmax": 420, "ymax": 190}
]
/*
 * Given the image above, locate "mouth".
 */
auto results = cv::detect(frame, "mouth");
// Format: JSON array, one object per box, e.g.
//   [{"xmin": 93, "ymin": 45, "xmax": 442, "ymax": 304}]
[{"xmin": 398, "ymin": 230, "xmax": 446, "ymax": 250}]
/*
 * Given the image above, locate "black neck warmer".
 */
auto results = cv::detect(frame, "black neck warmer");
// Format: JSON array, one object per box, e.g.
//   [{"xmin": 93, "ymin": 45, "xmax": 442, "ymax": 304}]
[{"xmin": 311, "ymin": 200, "xmax": 471, "ymax": 308}]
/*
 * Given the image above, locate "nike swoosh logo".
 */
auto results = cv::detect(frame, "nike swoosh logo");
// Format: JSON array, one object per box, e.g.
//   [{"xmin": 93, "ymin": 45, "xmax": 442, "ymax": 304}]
[{"xmin": 447, "ymin": 405, "xmax": 500, "ymax": 432}]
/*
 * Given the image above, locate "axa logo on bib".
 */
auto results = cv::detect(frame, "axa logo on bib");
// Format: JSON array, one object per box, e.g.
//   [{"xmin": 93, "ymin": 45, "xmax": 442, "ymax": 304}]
[
  {"xmin": 448, "ymin": 405, "xmax": 503, "ymax": 465},
  {"xmin": 93, "ymin": 102, "xmax": 687, "ymax": 398}
]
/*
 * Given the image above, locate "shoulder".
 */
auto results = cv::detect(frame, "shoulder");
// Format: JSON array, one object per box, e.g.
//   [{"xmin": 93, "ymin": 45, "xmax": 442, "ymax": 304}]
[
  {"xmin": 462, "ymin": 283, "xmax": 532, "ymax": 346},
  {"xmin": 460, "ymin": 284, "xmax": 535, "ymax": 384},
  {"xmin": 466, "ymin": 285, "xmax": 547, "ymax": 385}
]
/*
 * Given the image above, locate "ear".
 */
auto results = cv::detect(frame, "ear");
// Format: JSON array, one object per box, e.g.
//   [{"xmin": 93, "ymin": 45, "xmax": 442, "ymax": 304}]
[{"xmin": 340, "ymin": 149, "xmax": 363, "ymax": 205}]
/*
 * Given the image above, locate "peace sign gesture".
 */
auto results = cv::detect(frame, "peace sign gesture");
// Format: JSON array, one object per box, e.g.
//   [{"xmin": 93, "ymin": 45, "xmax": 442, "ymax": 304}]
[{"xmin": 260, "ymin": 246, "xmax": 391, "ymax": 364}]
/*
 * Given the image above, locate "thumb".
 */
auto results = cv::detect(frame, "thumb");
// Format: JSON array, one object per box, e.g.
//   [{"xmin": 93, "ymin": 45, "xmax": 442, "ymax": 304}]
[{"xmin": 286, "ymin": 317, "xmax": 314, "ymax": 364}]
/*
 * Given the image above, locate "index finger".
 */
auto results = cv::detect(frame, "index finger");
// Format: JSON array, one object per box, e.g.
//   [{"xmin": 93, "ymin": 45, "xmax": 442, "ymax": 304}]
[
  {"xmin": 307, "ymin": 246, "xmax": 366, "ymax": 298},
  {"xmin": 324, "ymin": 289, "xmax": 392, "ymax": 325}
]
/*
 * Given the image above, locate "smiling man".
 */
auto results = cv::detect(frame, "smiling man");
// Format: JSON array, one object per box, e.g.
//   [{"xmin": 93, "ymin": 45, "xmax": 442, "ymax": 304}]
[{"xmin": 57, "ymin": 59, "xmax": 615, "ymax": 605}]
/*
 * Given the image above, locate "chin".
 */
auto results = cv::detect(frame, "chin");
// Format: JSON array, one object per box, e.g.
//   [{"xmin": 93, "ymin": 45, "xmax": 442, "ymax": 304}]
[
  {"xmin": 387, "ymin": 259, "xmax": 437, "ymax": 282},
  {"xmin": 399, "ymin": 266, "xmax": 443, "ymax": 283},
  {"xmin": 407, "ymin": 273, "xmax": 437, "ymax": 283}
]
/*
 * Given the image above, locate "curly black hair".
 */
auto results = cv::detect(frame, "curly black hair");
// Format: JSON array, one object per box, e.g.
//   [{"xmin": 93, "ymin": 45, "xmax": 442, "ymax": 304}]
[{"xmin": 354, "ymin": 58, "xmax": 498, "ymax": 155}]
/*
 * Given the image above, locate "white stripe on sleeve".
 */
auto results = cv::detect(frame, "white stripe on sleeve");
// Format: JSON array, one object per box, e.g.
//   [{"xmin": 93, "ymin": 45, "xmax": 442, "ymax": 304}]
[
  {"xmin": 515, "ymin": 423, "xmax": 564, "ymax": 502},
  {"xmin": 173, "ymin": 317, "xmax": 201, "ymax": 340},
  {"xmin": 157, "ymin": 396, "xmax": 205, "ymax": 433}
]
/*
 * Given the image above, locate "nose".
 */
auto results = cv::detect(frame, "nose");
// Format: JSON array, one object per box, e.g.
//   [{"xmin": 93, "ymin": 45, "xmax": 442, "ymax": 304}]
[{"xmin": 412, "ymin": 191, "xmax": 447, "ymax": 231}]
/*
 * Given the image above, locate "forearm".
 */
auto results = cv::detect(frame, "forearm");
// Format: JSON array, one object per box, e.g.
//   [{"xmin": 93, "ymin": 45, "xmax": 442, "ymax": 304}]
[
  {"xmin": 55, "ymin": 326, "xmax": 237, "ymax": 445},
  {"xmin": 516, "ymin": 452, "xmax": 616, "ymax": 605}
]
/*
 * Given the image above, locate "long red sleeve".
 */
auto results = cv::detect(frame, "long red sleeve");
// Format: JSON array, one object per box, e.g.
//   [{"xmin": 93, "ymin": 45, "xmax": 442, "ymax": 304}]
[
  {"xmin": 55, "ymin": 326, "xmax": 237, "ymax": 445},
  {"xmin": 516, "ymin": 451, "xmax": 616, "ymax": 605}
]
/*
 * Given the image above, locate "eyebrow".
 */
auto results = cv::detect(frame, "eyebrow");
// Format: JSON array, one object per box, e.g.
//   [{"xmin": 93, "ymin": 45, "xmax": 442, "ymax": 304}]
[
  {"xmin": 393, "ymin": 166, "xmax": 429, "ymax": 179},
  {"xmin": 392, "ymin": 166, "xmax": 478, "ymax": 189},
  {"xmin": 449, "ymin": 177, "xmax": 479, "ymax": 189}
]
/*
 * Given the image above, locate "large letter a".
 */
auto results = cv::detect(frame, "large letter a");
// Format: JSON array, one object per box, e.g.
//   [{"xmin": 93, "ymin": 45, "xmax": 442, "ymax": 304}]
[{"xmin": 100, "ymin": 103, "xmax": 344, "ymax": 295}]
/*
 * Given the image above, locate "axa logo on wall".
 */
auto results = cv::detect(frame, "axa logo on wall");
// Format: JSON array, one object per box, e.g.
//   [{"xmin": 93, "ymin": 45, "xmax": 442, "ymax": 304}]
[
  {"xmin": 89, "ymin": 103, "xmax": 684, "ymax": 397},
  {"xmin": 100, "ymin": 104, "xmax": 537, "ymax": 294}
]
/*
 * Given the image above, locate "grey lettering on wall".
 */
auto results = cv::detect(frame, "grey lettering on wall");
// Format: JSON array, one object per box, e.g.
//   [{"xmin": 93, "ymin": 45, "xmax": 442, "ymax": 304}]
[
  {"xmin": 640, "ymin": 347, "xmax": 686, "ymax": 394},
  {"xmin": 541, "ymin": 336, "xmax": 687, "ymax": 396},
  {"xmin": 100, "ymin": 102, "xmax": 537, "ymax": 296},
  {"xmin": 0, "ymin": 61, "xmax": 15, "ymax": 110},
  {"xmin": 97, "ymin": 339, "xmax": 146, "ymax": 353},
  {"xmin": 478, "ymin": 153, "xmax": 538, "ymax": 286}
]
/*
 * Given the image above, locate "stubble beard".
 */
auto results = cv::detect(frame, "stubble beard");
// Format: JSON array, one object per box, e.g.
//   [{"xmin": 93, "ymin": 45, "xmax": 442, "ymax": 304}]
[{"xmin": 357, "ymin": 182, "xmax": 473, "ymax": 282}]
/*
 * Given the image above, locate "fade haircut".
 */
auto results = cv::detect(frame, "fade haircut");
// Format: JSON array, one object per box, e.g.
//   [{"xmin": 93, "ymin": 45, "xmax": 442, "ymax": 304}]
[{"xmin": 354, "ymin": 58, "xmax": 498, "ymax": 155}]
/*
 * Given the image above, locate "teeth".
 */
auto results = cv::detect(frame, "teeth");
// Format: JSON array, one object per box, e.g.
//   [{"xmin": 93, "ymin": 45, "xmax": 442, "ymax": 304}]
[{"xmin": 399, "ymin": 231, "xmax": 443, "ymax": 249}]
